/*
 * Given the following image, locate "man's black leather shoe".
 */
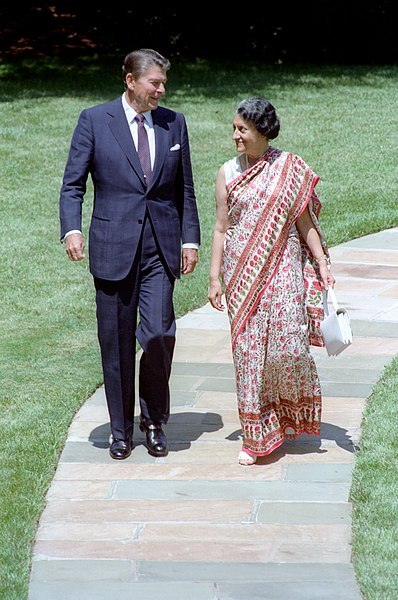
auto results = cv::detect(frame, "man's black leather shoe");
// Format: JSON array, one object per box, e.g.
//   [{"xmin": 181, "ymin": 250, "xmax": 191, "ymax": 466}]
[
  {"xmin": 140, "ymin": 420, "xmax": 168, "ymax": 457},
  {"xmin": 109, "ymin": 437, "xmax": 132, "ymax": 460}
]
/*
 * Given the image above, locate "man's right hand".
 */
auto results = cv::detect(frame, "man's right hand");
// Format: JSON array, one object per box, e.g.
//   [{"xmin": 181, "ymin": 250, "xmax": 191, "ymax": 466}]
[{"xmin": 65, "ymin": 232, "xmax": 85, "ymax": 261}]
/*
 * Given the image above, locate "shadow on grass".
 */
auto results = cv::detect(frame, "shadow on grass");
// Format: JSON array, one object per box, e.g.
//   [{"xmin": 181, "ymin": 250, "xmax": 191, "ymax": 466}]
[{"xmin": 1, "ymin": 56, "xmax": 397, "ymax": 103}]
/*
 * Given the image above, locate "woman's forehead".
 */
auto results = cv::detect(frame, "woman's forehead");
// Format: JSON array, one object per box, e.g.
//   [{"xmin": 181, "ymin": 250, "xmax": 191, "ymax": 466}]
[{"xmin": 233, "ymin": 114, "xmax": 253, "ymax": 128}]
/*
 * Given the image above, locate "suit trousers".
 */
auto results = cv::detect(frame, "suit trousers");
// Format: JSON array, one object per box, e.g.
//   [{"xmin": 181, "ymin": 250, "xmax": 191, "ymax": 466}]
[{"xmin": 94, "ymin": 215, "xmax": 176, "ymax": 440}]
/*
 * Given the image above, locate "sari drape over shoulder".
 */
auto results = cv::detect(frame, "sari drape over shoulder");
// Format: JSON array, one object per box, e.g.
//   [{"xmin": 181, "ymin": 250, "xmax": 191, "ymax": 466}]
[
  {"xmin": 222, "ymin": 149, "xmax": 328, "ymax": 349},
  {"xmin": 221, "ymin": 148, "xmax": 328, "ymax": 456}
]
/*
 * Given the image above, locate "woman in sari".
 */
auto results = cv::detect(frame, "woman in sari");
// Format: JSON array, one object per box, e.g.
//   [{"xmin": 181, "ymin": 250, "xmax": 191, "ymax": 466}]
[{"xmin": 208, "ymin": 97, "xmax": 335, "ymax": 465}]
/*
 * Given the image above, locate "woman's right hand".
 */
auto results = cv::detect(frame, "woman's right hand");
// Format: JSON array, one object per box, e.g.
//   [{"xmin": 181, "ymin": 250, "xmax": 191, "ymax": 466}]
[{"xmin": 208, "ymin": 279, "xmax": 225, "ymax": 311}]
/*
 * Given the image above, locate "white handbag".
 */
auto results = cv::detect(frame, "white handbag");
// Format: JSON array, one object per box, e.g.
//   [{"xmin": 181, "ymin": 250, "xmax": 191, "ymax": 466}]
[{"xmin": 320, "ymin": 288, "xmax": 353, "ymax": 356}]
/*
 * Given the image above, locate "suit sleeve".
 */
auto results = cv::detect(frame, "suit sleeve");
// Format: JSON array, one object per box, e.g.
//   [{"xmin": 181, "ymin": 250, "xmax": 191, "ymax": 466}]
[
  {"xmin": 179, "ymin": 114, "xmax": 201, "ymax": 246},
  {"xmin": 59, "ymin": 109, "xmax": 94, "ymax": 240}
]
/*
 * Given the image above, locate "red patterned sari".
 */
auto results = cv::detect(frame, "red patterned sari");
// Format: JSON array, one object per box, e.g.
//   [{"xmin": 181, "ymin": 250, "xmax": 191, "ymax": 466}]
[{"xmin": 221, "ymin": 148, "xmax": 328, "ymax": 456}]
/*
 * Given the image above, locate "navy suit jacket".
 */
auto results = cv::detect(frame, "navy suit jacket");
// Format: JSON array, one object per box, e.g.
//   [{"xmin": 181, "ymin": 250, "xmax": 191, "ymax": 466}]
[{"xmin": 60, "ymin": 97, "xmax": 200, "ymax": 281}]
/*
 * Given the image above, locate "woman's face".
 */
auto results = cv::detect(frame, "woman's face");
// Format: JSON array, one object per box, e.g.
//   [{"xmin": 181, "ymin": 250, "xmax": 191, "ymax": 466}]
[{"xmin": 232, "ymin": 114, "xmax": 268, "ymax": 157}]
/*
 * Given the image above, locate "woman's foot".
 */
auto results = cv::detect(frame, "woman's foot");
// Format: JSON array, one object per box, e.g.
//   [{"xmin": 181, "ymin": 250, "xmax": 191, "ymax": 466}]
[
  {"xmin": 238, "ymin": 450, "xmax": 257, "ymax": 466},
  {"xmin": 285, "ymin": 427, "xmax": 296, "ymax": 441}
]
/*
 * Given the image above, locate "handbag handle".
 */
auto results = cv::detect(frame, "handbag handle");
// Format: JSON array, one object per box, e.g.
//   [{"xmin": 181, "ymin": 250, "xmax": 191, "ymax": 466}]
[{"xmin": 322, "ymin": 287, "xmax": 339, "ymax": 316}]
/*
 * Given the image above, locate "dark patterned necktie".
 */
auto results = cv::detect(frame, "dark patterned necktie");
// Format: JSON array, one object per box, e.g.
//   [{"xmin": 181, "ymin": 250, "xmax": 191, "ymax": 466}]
[{"xmin": 135, "ymin": 113, "xmax": 152, "ymax": 185}]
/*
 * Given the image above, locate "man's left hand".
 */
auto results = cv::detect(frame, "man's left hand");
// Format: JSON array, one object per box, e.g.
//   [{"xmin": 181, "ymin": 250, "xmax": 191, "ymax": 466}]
[{"xmin": 181, "ymin": 248, "xmax": 198, "ymax": 275}]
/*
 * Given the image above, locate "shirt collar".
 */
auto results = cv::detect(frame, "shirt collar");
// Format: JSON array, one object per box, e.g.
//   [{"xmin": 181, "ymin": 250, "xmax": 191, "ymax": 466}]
[{"xmin": 122, "ymin": 93, "xmax": 153, "ymax": 126}]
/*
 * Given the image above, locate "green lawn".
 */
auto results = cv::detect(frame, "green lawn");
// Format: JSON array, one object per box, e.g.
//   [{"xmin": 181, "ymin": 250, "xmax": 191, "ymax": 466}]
[
  {"xmin": 350, "ymin": 355, "xmax": 398, "ymax": 600},
  {"xmin": 0, "ymin": 58, "xmax": 397, "ymax": 599}
]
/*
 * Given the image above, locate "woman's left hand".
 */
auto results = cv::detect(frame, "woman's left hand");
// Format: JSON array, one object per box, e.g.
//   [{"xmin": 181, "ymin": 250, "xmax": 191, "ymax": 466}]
[{"xmin": 319, "ymin": 263, "xmax": 335, "ymax": 290}]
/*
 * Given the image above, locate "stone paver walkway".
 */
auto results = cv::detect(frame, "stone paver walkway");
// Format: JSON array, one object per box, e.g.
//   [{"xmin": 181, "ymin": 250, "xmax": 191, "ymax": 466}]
[{"xmin": 29, "ymin": 229, "xmax": 398, "ymax": 600}]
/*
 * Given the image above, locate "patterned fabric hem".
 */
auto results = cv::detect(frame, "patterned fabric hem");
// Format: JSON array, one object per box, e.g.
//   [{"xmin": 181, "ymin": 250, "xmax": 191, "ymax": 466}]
[
  {"xmin": 243, "ymin": 427, "xmax": 321, "ymax": 457},
  {"xmin": 242, "ymin": 437, "xmax": 286, "ymax": 457}
]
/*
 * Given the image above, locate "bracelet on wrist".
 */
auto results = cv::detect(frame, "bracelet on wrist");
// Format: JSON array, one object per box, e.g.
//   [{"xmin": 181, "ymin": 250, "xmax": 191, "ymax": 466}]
[{"xmin": 315, "ymin": 255, "xmax": 328, "ymax": 264}]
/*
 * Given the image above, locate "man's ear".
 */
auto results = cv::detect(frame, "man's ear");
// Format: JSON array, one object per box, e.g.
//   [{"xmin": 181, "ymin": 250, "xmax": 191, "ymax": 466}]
[{"xmin": 125, "ymin": 73, "xmax": 135, "ymax": 90}]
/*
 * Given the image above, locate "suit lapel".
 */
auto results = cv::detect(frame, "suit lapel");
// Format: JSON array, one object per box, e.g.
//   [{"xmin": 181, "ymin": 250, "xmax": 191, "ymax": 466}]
[
  {"xmin": 148, "ymin": 109, "xmax": 169, "ymax": 191},
  {"xmin": 107, "ymin": 98, "xmax": 145, "ymax": 185}
]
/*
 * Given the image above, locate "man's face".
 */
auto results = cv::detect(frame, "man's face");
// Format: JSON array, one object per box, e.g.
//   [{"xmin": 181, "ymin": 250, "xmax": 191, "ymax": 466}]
[{"xmin": 126, "ymin": 65, "xmax": 167, "ymax": 112}]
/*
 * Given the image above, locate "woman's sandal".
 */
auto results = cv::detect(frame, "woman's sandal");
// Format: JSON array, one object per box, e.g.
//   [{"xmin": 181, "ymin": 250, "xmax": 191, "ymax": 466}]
[{"xmin": 238, "ymin": 450, "xmax": 257, "ymax": 466}]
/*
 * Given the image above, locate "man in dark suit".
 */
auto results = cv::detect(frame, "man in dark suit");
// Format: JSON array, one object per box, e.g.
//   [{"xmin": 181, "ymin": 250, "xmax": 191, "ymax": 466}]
[{"xmin": 60, "ymin": 48, "xmax": 200, "ymax": 460}]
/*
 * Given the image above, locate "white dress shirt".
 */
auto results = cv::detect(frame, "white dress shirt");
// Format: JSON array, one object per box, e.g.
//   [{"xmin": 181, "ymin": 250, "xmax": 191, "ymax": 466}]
[{"xmin": 122, "ymin": 93, "xmax": 155, "ymax": 170}]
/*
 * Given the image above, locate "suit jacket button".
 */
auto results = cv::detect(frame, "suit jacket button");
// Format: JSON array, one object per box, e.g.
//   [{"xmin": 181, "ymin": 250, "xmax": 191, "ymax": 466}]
[{"xmin": 138, "ymin": 219, "xmax": 143, "ymax": 224}]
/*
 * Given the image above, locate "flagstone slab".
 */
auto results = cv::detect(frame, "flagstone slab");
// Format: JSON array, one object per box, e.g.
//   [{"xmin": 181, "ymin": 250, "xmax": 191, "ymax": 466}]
[
  {"xmin": 74, "ymin": 403, "xmax": 110, "ymax": 422},
  {"xmin": 169, "ymin": 375, "xmax": 203, "ymax": 391},
  {"xmin": 39, "ymin": 499, "xmax": 253, "ymax": 524},
  {"xmin": 380, "ymin": 283, "xmax": 398, "ymax": 298},
  {"xmin": 68, "ymin": 421, "xmax": 111, "ymax": 439},
  {"xmin": 168, "ymin": 400, "xmax": 239, "ymax": 414},
  {"xmin": 321, "ymin": 396, "xmax": 366, "ymax": 410},
  {"xmin": 29, "ymin": 581, "xmax": 216, "ymax": 600},
  {"xmin": 320, "ymin": 413, "xmax": 364, "ymax": 431},
  {"xmin": 329, "ymin": 247, "xmax": 398, "ymax": 265},
  {"xmin": 217, "ymin": 580, "xmax": 361, "ymax": 600},
  {"xmin": 139, "ymin": 523, "xmax": 350, "ymax": 545},
  {"xmin": 321, "ymin": 411, "xmax": 364, "ymax": 429},
  {"xmin": 29, "ymin": 579, "xmax": 361, "ymax": 600},
  {"xmin": 112, "ymin": 480, "xmax": 351, "ymax": 502},
  {"xmin": 59, "ymin": 441, "xmax": 157, "ymax": 464},
  {"xmin": 173, "ymin": 345, "xmax": 234, "ymax": 364},
  {"xmin": 196, "ymin": 377, "xmax": 238, "ymax": 393},
  {"xmin": 35, "ymin": 522, "xmax": 137, "ymax": 541},
  {"xmin": 309, "ymin": 423, "xmax": 360, "ymax": 445},
  {"xmin": 322, "ymin": 295, "xmax": 398, "ymax": 321},
  {"xmin": 46, "ymin": 480, "xmax": 111, "ymax": 500},
  {"xmin": 338, "ymin": 228, "xmax": 398, "ymax": 249},
  {"xmin": 319, "ymin": 336, "xmax": 396, "ymax": 356},
  {"xmin": 331, "ymin": 263, "xmax": 398, "ymax": 280},
  {"xmin": 33, "ymin": 538, "xmax": 351, "ymax": 563},
  {"xmin": 166, "ymin": 390, "xmax": 199, "ymax": 406},
  {"xmin": 193, "ymin": 391, "xmax": 238, "ymax": 409},
  {"xmin": 369, "ymin": 307, "xmax": 398, "ymax": 321},
  {"xmin": 169, "ymin": 408, "xmax": 239, "ymax": 426},
  {"xmin": 348, "ymin": 319, "xmax": 398, "ymax": 338},
  {"xmin": 312, "ymin": 351, "xmax": 390, "ymax": 370},
  {"xmin": 30, "ymin": 559, "xmax": 137, "ymax": 582},
  {"xmin": 171, "ymin": 362, "xmax": 235, "ymax": 377},
  {"xmin": 285, "ymin": 463, "xmax": 353, "ymax": 482},
  {"xmin": 256, "ymin": 501, "xmax": 351, "ymax": 524},
  {"xmin": 270, "ymin": 542, "xmax": 352, "ymax": 563},
  {"xmin": 318, "ymin": 381, "xmax": 374, "ymax": 397},
  {"xmin": 176, "ymin": 311, "xmax": 230, "ymax": 330},
  {"xmin": 30, "ymin": 559, "xmax": 360, "ymax": 584},
  {"xmin": 82, "ymin": 386, "xmax": 107, "ymax": 405},
  {"xmin": 174, "ymin": 329, "xmax": 230, "ymax": 345},
  {"xmin": 32, "ymin": 539, "xmax": 275, "ymax": 562},
  {"xmin": 142, "ymin": 442, "xmax": 242, "ymax": 464},
  {"xmin": 51, "ymin": 462, "xmax": 283, "ymax": 484},
  {"xmin": 137, "ymin": 560, "xmax": 359, "ymax": 582},
  {"xmin": 267, "ymin": 444, "xmax": 356, "ymax": 465},
  {"xmin": 317, "ymin": 367, "xmax": 380, "ymax": 384}
]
